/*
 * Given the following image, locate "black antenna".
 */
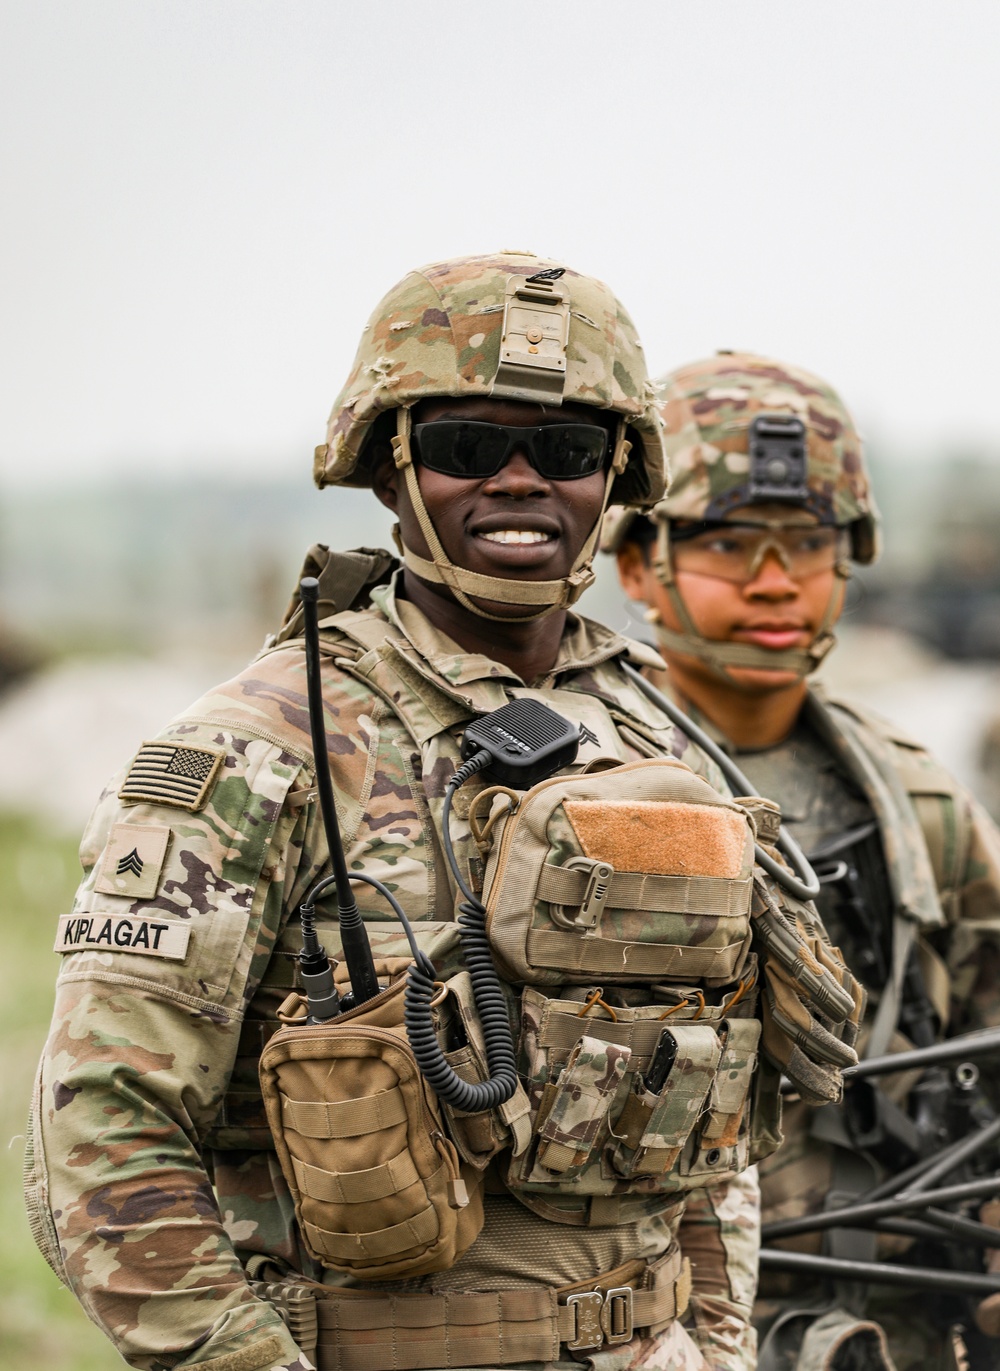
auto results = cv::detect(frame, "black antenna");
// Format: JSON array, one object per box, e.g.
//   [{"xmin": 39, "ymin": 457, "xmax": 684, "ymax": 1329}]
[{"xmin": 300, "ymin": 578, "xmax": 380, "ymax": 1012}]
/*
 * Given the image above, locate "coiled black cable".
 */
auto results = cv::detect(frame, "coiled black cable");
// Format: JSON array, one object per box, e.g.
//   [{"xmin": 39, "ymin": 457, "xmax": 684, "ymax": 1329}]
[
  {"xmin": 403, "ymin": 751, "xmax": 519, "ymax": 1112},
  {"xmin": 308, "ymin": 751, "xmax": 519, "ymax": 1112}
]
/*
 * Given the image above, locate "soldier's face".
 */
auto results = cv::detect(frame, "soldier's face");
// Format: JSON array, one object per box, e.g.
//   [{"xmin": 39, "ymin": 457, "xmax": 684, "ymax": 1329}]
[
  {"xmin": 617, "ymin": 512, "xmax": 846, "ymax": 692},
  {"xmin": 373, "ymin": 396, "xmax": 613, "ymax": 600}
]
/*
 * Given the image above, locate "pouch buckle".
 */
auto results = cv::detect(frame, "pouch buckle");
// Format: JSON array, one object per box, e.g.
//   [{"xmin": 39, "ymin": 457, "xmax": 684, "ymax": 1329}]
[
  {"xmin": 565, "ymin": 856, "xmax": 614, "ymax": 930},
  {"xmin": 565, "ymin": 1285, "xmax": 634, "ymax": 1350}
]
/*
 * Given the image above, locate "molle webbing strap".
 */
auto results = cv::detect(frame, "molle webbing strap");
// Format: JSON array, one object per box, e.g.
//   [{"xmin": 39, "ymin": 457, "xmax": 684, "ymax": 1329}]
[
  {"xmin": 865, "ymin": 914, "xmax": 916, "ymax": 1061},
  {"xmin": 537, "ymin": 862, "xmax": 752, "ymax": 913},
  {"xmin": 526, "ymin": 927, "xmax": 746, "ymax": 980},
  {"xmin": 279, "ymin": 1088, "xmax": 408, "ymax": 1138},
  {"xmin": 540, "ymin": 1012, "xmax": 673, "ymax": 1059},
  {"xmin": 308, "ymin": 1204, "xmax": 440, "ymax": 1261},
  {"xmin": 291, "ymin": 1150, "xmax": 420, "ymax": 1205},
  {"xmin": 306, "ymin": 1248, "xmax": 691, "ymax": 1371}
]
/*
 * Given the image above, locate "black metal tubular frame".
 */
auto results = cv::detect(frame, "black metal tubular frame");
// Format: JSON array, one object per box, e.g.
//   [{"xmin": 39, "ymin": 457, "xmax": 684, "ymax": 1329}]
[
  {"xmin": 758, "ymin": 1249, "xmax": 1000, "ymax": 1295},
  {"xmin": 761, "ymin": 1175, "xmax": 1000, "ymax": 1242}
]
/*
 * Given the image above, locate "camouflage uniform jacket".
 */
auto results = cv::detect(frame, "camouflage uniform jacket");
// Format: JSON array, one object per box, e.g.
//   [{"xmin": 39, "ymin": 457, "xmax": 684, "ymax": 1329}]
[
  {"xmin": 26, "ymin": 570, "xmax": 762, "ymax": 1371},
  {"xmin": 643, "ymin": 670, "xmax": 1000, "ymax": 1367}
]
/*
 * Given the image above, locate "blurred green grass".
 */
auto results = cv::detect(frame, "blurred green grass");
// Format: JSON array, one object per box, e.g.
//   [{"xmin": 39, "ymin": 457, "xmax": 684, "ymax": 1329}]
[{"xmin": 1, "ymin": 813, "xmax": 120, "ymax": 1370}]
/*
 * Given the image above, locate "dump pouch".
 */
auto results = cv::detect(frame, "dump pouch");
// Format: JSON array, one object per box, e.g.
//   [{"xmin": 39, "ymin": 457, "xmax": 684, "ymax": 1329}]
[
  {"xmin": 259, "ymin": 977, "xmax": 484, "ymax": 1280},
  {"xmin": 480, "ymin": 757, "xmax": 756, "ymax": 988}
]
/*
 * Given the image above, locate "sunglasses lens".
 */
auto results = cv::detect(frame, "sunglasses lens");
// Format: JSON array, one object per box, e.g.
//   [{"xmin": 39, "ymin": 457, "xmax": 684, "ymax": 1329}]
[
  {"xmin": 533, "ymin": 425, "xmax": 608, "ymax": 478},
  {"xmin": 412, "ymin": 422, "xmax": 508, "ymax": 477},
  {"xmin": 411, "ymin": 421, "xmax": 609, "ymax": 479}
]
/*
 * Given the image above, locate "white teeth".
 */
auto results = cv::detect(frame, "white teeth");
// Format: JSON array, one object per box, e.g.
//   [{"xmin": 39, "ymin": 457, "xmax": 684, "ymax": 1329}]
[{"xmin": 480, "ymin": 529, "xmax": 552, "ymax": 545}]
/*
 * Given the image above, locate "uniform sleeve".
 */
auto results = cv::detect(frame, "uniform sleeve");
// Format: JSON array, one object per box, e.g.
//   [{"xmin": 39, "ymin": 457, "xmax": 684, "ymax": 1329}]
[
  {"xmin": 944, "ymin": 793, "xmax": 1000, "ymax": 1033},
  {"xmin": 675, "ymin": 1170, "xmax": 760, "ymax": 1371},
  {"xmin": 24, "ymin": 723, "xmax": 314, "ymax": 1371}
]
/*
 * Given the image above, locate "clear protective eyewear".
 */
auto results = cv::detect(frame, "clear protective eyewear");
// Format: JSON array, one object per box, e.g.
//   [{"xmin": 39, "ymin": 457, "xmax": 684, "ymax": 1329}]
[{"xmin": 670, "ymin": 522, "xmax": 846, "ymax": 585}]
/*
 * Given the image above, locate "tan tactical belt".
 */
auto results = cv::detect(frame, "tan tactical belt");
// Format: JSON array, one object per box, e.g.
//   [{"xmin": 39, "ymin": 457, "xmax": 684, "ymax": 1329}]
[{"xmin": 252, "ymin": 1247, "xmax": 691, "ymax": 1370}]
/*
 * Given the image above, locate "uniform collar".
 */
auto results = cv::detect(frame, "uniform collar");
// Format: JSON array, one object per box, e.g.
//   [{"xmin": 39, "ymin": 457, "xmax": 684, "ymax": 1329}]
[{"xmin": 370, "ymin": 571, "xmax": 648, "ymax": 690}]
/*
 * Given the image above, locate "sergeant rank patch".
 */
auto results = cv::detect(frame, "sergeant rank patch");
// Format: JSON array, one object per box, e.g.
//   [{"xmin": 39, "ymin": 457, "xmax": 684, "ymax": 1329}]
[
  {"xmin": 119, "ymin": 741, "xmax": 223, "ymax": 812},
  {"xmin": 95, "ymin": 823, "xmax": 170, "ymax": 899},
  {"xmin": 54, "ymin": 913, "xmax": 190, "ymax": 960}
]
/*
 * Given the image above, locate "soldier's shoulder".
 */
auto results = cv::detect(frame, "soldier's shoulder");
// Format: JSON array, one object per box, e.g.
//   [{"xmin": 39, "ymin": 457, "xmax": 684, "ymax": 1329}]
[
  {"xmin": 169, "ymin": 635, "xmax": 379, "ymax": 762},
  {"xmin": 814, "ymin": 687, "xmax": 929, "ymax": 754}
]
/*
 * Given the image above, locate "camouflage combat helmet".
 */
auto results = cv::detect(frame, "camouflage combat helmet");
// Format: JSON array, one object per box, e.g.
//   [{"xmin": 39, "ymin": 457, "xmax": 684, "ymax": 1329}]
[
  {"xmin": 657, "ymin": 350, "xmax": 880, "ymax": 563},
  {"xmin": 603, "ymin": 352, "xmax": 881, "ymax": 682},
  {"xmin": 315, "ymin": 251, "xmax": 667, "ymax": 621}
]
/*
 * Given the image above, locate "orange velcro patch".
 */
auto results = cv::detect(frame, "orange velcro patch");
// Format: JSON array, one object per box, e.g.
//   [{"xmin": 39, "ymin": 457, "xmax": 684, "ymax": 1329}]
[{"xmin": 563, "ymin": 800, "xmax": 749, "ymax": 878}]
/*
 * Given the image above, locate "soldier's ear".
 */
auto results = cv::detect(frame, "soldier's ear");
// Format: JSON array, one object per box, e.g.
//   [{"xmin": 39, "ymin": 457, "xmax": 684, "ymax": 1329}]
[
  {"xmin": 616, "ymin": 541, "xmax": 650, "ymax": 603},
  {"xmin": 371, "ymin": 452, "xmax": 400, "ymax": 512}
]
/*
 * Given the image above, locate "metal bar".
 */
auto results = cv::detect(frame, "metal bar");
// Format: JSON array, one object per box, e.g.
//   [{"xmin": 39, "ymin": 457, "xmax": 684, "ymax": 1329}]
[
  {"xmin": 758, "ymin": 1249, "xmax": 1000, "ymax": 1295},
  {"xmin": 902, "ymin": 1115, "xmax": 1000, "ymax": 1195},
  {"xmin": 922, "ymin": 1206, "xmax": 1000, "ymax": 1248},
  {"xmin": 844, "ymin": 1030, "xmax": 1000, "ymax": 1080},
  {"xmin": 762, "ymin": 1175, "xmax": 1000, "ymax": 1241}
]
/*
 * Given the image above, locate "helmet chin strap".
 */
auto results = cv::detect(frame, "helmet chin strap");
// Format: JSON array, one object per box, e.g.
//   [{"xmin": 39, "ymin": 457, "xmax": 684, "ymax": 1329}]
[
  {"xmin": 390, "ymin": 407, "xmax": 630, "ymax": 624},
  {"xmin": 649, "ymin": 518, "xmax": 848, "ymax": 687}
]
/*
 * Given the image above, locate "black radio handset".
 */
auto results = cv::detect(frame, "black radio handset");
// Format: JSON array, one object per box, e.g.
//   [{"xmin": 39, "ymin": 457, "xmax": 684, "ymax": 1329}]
[{"xmin": 298, "ymin": 578, "xmax": 380, "ymax": 1017}]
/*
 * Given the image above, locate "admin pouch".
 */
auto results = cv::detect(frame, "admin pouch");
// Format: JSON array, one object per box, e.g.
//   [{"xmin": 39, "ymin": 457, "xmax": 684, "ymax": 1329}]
[
  {"xmin": 478, "ymin": 756, "xmax": 757, "ymax": 987},
  {"xmin": 259, "ymin": 976, "xmax": 484, "ymax": 1280}
]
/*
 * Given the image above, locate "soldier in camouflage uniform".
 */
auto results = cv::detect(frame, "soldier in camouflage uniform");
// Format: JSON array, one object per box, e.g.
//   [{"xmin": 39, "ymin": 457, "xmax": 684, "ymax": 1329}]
[
  {"xmin": 604, "ymin": 350, "xmax": 1000, "ymax": 1370},
  {"xmin": 24, "ymin": 263, "xmax": 856, "ymax": 1371}
]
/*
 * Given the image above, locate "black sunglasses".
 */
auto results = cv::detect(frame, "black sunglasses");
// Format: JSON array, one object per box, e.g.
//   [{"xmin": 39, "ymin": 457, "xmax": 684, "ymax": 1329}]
[{"xmin": 410, "ymin": 420, "xmax": 609, "ymax": 481}]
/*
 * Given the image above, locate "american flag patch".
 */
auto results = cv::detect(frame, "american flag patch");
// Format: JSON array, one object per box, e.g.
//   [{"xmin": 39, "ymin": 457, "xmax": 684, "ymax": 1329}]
[{"xmin": 119, "ymin": 741, "xmax": 224, "ymax": 811}]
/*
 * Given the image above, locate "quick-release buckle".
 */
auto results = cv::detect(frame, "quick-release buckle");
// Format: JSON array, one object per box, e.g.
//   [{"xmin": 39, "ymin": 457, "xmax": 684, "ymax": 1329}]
[
  {"xmin": 565, "ymin": 1285, "xmax": 634, "ymax": 1350},
  {"xmin": 566, "ymin": 856, "xmax": 614, "ymax": 929}
]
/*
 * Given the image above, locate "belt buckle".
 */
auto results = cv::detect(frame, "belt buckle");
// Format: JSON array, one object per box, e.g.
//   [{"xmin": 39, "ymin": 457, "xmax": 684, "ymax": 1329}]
[
  {"xmin": 566, "ymin": 1291, "xmax": 604, "ymax": 1350},
  {"xmin": 601, "ymin": 1286, "xmax": 634, "ymax": 1345},
  {"xmin": 566, "ymin": 1285, "xmax": 634, "ymax": 1350}
]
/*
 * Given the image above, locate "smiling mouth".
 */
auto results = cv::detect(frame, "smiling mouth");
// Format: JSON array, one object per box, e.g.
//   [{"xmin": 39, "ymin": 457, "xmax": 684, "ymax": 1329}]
[{"xmin": 478, "ymin": 529, "xmax": 555, "ymax": 545}]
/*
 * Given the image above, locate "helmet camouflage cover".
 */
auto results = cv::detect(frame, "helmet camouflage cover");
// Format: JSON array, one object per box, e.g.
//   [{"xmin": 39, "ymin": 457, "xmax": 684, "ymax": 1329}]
[
  {"xmin": 653, "ymin": 350, "xmax": 880, "ymax": 564},
  {"xmin": 315, "ymin": 251, "xmax": 666, "ymax": 509}
]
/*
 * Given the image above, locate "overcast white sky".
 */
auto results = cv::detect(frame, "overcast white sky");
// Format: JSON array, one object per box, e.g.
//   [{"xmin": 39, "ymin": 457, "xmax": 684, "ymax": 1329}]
[{"xmin": 2, "ymin": 0, "xmax": 999, "ymax": 487}]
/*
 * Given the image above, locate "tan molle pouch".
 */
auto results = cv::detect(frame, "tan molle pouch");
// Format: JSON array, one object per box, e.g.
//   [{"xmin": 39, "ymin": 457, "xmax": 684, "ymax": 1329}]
[
  {"xmin": 259, "ymin": 977, "xmax": 484, "ymax": 1280},
  {"xmin": 477, "ymin": 757, "xmax": 756, "ymax": 987}
]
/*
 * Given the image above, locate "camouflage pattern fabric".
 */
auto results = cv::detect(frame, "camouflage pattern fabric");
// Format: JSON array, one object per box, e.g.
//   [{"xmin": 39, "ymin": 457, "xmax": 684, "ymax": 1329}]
[
  {"xmin": 25, "ymin": 562, "xmax": 763, "ymax": 1371},
  {"xmin": 654, "ymin": 351, "xmax": 880, "ymax": 563},
  {"xmin": 636, "ymin": 675, "xmax": 1000, "ymax": 1369}
]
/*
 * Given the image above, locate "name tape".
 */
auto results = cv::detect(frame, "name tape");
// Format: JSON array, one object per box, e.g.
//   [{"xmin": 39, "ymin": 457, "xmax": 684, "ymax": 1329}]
[{"xmin": 55, "ymin": 913, "xmax": 191, "ymax": 961}]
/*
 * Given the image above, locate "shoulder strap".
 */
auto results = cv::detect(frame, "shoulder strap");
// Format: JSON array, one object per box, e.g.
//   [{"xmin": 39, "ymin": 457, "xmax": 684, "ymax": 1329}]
[
  {"xmin": 809, "ymin": 693, "xmax": 946, "ymax": 932},
  {"xmin": 822, "ymin": 693, "xmax": 970, "ymax": 915},
  {"xmin": 270, "ymin": 544, "xmax": 399, "ymax": 646}
]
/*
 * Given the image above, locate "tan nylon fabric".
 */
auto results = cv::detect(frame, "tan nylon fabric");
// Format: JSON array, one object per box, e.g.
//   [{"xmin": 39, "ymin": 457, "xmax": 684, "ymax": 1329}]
[
  {"xmin": 482, "ymin": 757, "xmax": 756, "ymax": 986},
  {"xmin": 259, "ymin": 978, "xmax": 484, "ymax": 1280},
  {"xmin": 303, "ymin": 1247, "xmax": 691, "ymax": 1371}
]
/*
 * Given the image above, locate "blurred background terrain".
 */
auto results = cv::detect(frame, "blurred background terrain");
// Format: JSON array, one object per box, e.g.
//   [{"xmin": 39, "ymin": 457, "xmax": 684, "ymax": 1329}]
[{"xmin": 4, "ymin": 1, "xmax": 1000, "ymax": 1366}]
